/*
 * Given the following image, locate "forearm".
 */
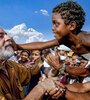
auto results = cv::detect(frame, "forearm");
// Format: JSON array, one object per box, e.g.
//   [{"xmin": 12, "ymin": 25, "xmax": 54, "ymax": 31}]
[
  {"xmin": 65, "ymin": 81, "xmax": 90, "ymax": 93},
  {"xmin": 65, "ymin": 89, "xmax": 90, "ymax": 100},
  {"xmin": 24, "ymin": 84, "xmax": 46, "ymax": 100},
  {"xmin": 65, "ymin": 83, "xmax": 85, "ymax": 93},
  {"xmin": 65, "ymin": 89, "xmax": 80, "ymax": 100},
  {"xmin": 66, "ymin": 66, "xmax": 90, "ymax": 77},
  {"xmin": 17, "ymin": 39, "xmax": 59, "ymax": 50},
  {"xmin": 24, "ymin": 78, "xmax": 56, "ymax": 100}
]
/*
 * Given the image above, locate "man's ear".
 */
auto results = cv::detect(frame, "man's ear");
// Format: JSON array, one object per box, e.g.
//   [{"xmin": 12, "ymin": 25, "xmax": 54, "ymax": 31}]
[{"xmin": 69, "ymin": 21, "xmax": 77, "ymax": 31}]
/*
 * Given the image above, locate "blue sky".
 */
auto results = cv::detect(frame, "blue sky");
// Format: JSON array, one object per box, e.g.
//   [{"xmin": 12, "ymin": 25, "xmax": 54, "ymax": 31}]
[{"xmin": 0, "ymin": 0, "xmax": 90, "ymax": 43}]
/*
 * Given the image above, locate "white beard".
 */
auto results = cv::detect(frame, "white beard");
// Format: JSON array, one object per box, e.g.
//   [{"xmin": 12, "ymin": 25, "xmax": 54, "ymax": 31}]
[{"xmin": 0, "ymin": 41, "xmax": 14, "ymax": 60}]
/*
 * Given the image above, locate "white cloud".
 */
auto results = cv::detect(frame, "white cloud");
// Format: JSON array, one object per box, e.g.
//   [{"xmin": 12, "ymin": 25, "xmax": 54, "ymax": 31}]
[
  {"xmin": 5, "ymin": 23, "xmax": 47, "ymax": 43},
  {"xmin": 40, "ymin": 9, "xmax": 49, "ymax": 16},
  {"xmin": 34, "ymin": 9, "xmax": 49, "ymax": 16},
  {"xmin": 13, "ymin": 35, "xmax": 19, "ymax": 41}
]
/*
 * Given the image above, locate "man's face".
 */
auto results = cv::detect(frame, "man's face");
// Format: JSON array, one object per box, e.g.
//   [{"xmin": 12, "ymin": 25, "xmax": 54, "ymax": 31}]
[
  {"xmin": 0, "ymin": 28, "xmax": 14, "ymax": 60},
  {"xmin": 52, "ymin": 13, "xmax": 70, "ymax": 40}
]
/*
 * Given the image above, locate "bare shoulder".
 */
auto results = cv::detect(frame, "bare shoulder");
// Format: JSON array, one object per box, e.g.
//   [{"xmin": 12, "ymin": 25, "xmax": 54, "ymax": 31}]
[
  {"xmin": 78, "ymin": 31, "xmax": 90, "ymax": 37},
  {"xmin": 78, "ymin": 32, "xmax": 90, "ymax": 43}
]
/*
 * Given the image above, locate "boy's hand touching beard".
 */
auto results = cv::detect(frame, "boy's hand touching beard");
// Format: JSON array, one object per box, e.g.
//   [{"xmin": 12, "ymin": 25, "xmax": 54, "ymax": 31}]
[{"xmin": 11, "ymin": 38, "xmax": 17, "ymax": 51}]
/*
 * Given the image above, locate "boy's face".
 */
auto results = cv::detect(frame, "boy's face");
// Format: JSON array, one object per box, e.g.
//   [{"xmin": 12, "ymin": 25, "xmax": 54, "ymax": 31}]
[{"xmin": 52, "ymin": 13, "xmax": 70, "ymax": 40}]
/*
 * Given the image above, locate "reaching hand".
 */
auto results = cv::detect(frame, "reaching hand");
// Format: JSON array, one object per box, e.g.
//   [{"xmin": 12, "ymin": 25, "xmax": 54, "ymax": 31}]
[
  {"xmin": 46, "ymin": 52, "xmax": 63, "ymax": 70},
  {"xmin": 49, "ymin": 78, "xmax": 66, "ymax": 99},
  {"xmin": 11, "ymin": 38, "xmax": 17, "ymax": 51},
  {"xmin": 38, "ymin": 78, "xmax": 56, "ymax": 92}
]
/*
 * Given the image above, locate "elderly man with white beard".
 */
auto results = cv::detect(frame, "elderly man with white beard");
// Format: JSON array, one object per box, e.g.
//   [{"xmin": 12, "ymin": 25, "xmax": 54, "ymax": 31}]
[{"xmin": 0, "ymin": 28, "xmax": 57, "ymax": 100}]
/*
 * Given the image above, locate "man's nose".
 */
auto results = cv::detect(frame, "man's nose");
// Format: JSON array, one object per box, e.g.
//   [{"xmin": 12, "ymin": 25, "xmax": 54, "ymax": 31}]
[{"xmin": 4, "ymin": 34, "xmax": 11, "ymax": 41}]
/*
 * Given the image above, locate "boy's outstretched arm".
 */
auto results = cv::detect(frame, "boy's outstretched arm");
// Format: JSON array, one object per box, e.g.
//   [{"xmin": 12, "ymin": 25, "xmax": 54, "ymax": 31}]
[{"xmin": 16, "ymin": 39, "xmax": 59, "ymax": 50}]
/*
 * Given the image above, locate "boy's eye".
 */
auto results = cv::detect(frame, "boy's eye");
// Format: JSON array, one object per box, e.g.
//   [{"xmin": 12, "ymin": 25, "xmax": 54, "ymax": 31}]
[
  {"xmin": 52, "ymin": 21, "xmax": 55, "ymax": 24},
  {"xmin": 55, "ymin": 23, "xmax": 59, "ymax": 26},
  {"xmin": 53, "ymin": 21, "xmax": 59, "ymax": 27}
]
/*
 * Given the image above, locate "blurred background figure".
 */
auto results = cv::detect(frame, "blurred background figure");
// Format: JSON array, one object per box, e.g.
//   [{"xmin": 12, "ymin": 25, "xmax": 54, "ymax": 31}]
[
  {"xmin": 19, "ymin": 50, "xmax": 30, "ymax": 67},
  {"xmin": 57, "ymin": 44, "xmax": 71, "ymax": 61},
  {"xmin": 28, "ymin": 49, "xmax": 43, "ymax": 93},
  {"xmin": 9, "ymin": 50, "xmax": 22, "ymax": 62}
]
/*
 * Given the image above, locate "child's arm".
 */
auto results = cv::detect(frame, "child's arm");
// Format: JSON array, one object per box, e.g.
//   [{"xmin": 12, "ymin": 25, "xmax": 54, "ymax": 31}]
[{"xmin": 17, "ymin": 39, "xmax": 59, "ymax": 50}]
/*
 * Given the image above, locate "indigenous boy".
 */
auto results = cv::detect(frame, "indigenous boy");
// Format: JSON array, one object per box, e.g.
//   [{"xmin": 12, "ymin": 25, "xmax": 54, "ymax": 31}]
[
  {"xmin": 51, "ymin": 1, "xmax": 90, "ymax": 55},
  {"xmin": 17, "ymin": 1, "xmax": 90, "ymax": 55},
  {"xmin": 48, "ymin": 1, "xmax": 90, "ymax": 100}
]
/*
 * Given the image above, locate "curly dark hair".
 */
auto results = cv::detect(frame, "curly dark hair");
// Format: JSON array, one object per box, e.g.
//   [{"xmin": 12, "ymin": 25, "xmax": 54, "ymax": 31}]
[{"xmin": 52, "ymin": 0, "xmax": 85, "ymax": 33}]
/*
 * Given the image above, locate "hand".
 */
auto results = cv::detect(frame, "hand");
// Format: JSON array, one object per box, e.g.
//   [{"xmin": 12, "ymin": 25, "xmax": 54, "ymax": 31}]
[
  {"xmin": 30, "ymin": 58, "xmax": 43, "ymax": 75},
  {"xmin": 46, "ymin": 52, "xmax": 63, "ymax": 70},
  {"xmin": 49, "ymin": 88, "xmax": 65, "ymax": 99},
  {"xmin": 31, "ymin": 57, "xmax": 43, "ymax": 68},
  {"xmin": 11, "ymin": 38, "xmax": 17, "ymax": 51},
  {"xmin": 49, "ymin": 80, "xmax": 66, "ymax": 99},
  {"xmin": 38, "ymin": 78, "xmax": 56, "ymax": 92}
]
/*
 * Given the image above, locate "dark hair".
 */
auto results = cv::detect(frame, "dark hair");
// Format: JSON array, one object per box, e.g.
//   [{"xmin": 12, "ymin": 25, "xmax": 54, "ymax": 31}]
[
  {"xmin": 21, "ymin": 50, "xmax": 30, "ymax": 57},
  {"xmin": 31, "ymin": 49, "xmax": 42, "ymax": 56},
  {"xmin": 52, "ymin": 0, "xmax": 85, "ymax": 33}
]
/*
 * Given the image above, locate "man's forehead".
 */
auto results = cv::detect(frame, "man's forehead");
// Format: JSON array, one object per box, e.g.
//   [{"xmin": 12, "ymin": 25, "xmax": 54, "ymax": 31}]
[{"xmin": 0, "ymin": 28, "xmax": 5, "ymax": 33}]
